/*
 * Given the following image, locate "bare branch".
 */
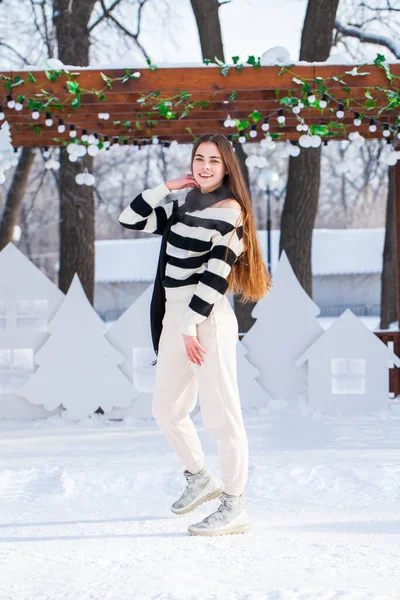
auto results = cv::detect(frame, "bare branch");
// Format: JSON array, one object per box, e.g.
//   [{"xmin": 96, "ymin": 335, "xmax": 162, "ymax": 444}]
[
  {"xmin": 360, "ymin": 1, "xmax": 400, "ymax": 12},
  {"xmin": 88, "ymin": 0, "xmax": 124, "ymax": 32},
  {"xmin": 0, "ymin": 41, "xmax": 29, "ymax": 63},
  {"xmin": 335, "ymin": 18, "xmax": 400, "ymax": 58},
  {"xmin": 89, "ymin": 0, "xmax": 150, "ymax": 61}
]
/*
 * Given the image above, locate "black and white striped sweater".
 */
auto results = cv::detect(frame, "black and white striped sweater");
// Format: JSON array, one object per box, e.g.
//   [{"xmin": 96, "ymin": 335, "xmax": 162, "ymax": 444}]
[{"xmin": 119, "ymin": 182, "xmax": 245, "ymax": 336}]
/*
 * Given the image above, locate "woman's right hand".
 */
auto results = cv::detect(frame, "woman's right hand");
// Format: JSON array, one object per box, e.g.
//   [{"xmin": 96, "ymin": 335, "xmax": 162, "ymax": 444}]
[{"xmin": 165, "ymin": 174, "xmax": 199, "ymax": 191}]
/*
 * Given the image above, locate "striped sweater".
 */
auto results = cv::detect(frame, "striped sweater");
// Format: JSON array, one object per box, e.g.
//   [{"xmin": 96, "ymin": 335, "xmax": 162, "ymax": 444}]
[{"xmin": 119, "ymin": 182, "xmax": 245, "ymax": 336}]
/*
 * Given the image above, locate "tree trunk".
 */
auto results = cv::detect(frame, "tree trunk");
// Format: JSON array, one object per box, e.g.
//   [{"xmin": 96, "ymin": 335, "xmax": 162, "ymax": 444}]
[
  {"xmin": 53, "ymin": 0, "xmax": 96, "ymax": 301},
  {"xmin": 189, "ymin": 0, "xmax": 225, "ymax": 62},
  {"xmin": 380, "ymin": 166, "xmax": 397, "ymax": 329},
  {"xmin": 279, "ymin": 0, "xmax": 339, "ymax": 296},
  {"xmin": 0, "ymin": 147, "xmax": 36, "ymax": 251}
]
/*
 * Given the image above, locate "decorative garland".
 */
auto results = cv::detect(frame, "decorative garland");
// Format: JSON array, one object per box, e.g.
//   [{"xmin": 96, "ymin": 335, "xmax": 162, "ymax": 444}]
[{"xmin": 0, "ymin": 53, "xmax": 399, "ymax": 154}]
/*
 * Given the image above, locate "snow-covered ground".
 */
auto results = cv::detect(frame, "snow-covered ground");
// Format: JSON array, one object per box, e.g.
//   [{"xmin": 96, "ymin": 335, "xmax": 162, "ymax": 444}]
[{"xmin": 1, "ymin": 399, "xmax": 400, "ymax": 600}]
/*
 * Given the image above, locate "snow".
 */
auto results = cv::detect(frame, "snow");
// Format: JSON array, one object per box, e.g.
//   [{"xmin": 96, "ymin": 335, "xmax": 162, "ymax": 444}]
[
  {"xmin": 1, "ymin": 401, "xmax": 400, "ymax": 599},
  {"xmin": 95, "ymin": 229, "xmax": 385, "ymax": 283}
]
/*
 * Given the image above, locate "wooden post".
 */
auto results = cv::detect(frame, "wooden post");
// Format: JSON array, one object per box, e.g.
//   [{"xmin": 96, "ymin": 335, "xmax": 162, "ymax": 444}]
[{"xmin": 396, "ymin": 160, "xmax": 400, "ymax": 329}]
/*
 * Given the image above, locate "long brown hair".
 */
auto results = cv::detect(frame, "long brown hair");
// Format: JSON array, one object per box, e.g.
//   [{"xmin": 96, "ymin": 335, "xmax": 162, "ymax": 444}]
[{"xmin": 191, "ymin": 133, "xmax": 272, "ymax": 302}]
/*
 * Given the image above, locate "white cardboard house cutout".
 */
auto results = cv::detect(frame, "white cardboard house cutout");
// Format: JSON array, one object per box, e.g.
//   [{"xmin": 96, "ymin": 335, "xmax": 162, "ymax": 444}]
[
  {"xmin": 295, "ymin": 309, "xmax": 400, "ymax": 415},
  {"xmin": 21, "ymin": 274, "xmax": 133, "ymax": 420},
  {"xmin": 105, "ymin": 284, "xmax": 155, "ymax": 419},
  {"xmin": 0, "ymin": 243, "xmax": 64, "ymax": 420},
  {"xmin": 241, "ymin": 251, "xmax": 324, "ymax": 401}
]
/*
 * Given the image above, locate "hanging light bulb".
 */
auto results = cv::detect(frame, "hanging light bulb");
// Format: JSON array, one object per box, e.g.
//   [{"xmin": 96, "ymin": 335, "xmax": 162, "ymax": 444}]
[
  {"xmin": 292, "ymin": 105, "xmax": 301, "ymax": 114},
  {"xmin": 336, "ymin": 104, "xmax": 345, "ymax": 119},
  {"xmin": 15, "ymin": 98, "xmax": 24, "ymax": 111},
  {"xmin": 152, "ymin": 137, "xmax": 159, "ymax": 144},
  {"xmin": 88, "ymin": 144, "xmax": 99, "ymax": 156},
  {"xmin": 0, "ymin": 105, "xmax": 4, "ymax": 120},
  {"xmin": 353, "ymin": 112, "xmax": 362, "ymax": 126},
  {"xmin": 31, "ymin": 110, "xmax": 40, "ymax": 120},
  {"xmin": 57, "ymin": 118, "xmax": 66, "ymax": 133},
  {"xmin": 45, "ymin": 112, "xmax": 53, "ymax": 126},
  {"xmin": 69, "ymin": 124, "xmax": 77, "ymax": 138},
  {"xmin": 369, "ymin": 119, "xmax": 377, "ymax": 133},
  {"xmin": 238, "ymin": 134, "xmax": 246, "ymax": 144},
  {"xmin": 261, "ymin": 117, "xmax": 270, "ymax": 132},
  {"xmin": 308, "ymin": 93, "xmax": 316, "ymax": 104},
  {"xmin": 397, "ymin": 126, "xmax": 400, "ymax": 140},
  {"xmin": 249, "ymin": 124, "xmax": 257, "ymax": 138},
  {"xmin": 7, "ymin": 95, "xmax": 15, "ymax": 109},
  {"xmin": 319, "ymin": 94, "xmax": 328, "ymax": 109},
  {"xmin": 104, "ymin": 136, "xmax": 110, "ymax": 149},
  {"xmin": 298, "ymin": 135, "xmax": 311, "ymax": 148},
  {"xmin": 43, "ymin": 146, "xmax": 50, "ymax": 159},
  {"xmin": 277, "ymin": 108, "xmax": 285, "ymax": 124},
  {"xmin": 383, "ymin": 123, "xmax": 391, "ymax": 138},
  {"xmin": 93, "ymin": 133, "xmax": 99, "ymax": 145},
  {"xmin": 81, "ymin": 129, "xmax": 88, "ymax": 142}
]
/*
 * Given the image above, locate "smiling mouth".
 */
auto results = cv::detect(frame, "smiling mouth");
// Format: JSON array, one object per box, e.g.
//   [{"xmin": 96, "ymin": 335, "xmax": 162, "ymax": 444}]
[{"xmin": 199, "ymin": 174, "xmax": 213, "ymax": 178}]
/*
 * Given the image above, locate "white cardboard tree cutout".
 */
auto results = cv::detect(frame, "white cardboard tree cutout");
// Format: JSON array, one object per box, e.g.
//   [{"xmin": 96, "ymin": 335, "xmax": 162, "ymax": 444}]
[
  {"xmin": 296, "ymin": 309, "xmax": 400, "ymax": 415},
  {"xmin": 241, "ymin": 251, "xmax": 324, "ymax": 401},
  {"xmin": 237, "ymin": 340, "xmax": 271, "ymax": 410},
  {"xmin": 105, "ymin": 284, "xmax": 156, "ymax": 419},
  {"xmin": 0, "ymin": 243, "xmax": 64, "ymax": 419},
  {"xmin": 20, "ymin": 274, "xmax": 133, "ymax": 420}
]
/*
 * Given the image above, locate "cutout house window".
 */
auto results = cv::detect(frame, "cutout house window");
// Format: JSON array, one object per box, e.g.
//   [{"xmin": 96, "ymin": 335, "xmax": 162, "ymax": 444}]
[
  {"xmin": 16, "ymin": 299, "xmax": 48, "ymax": 332},
  {"xmin": 0, "ymin": 302, "xmax": 5, "ymax": 332},
  {"xmin": 132, "ymin": 347, "xmax": 156, "ymax": 392},
  {"xmin": 0, "ymin": 348, "xmax": 34, "ymax": 393},
  {"xmin": 331, "ymin": 358, "xmax": 366, "ymax": 395}
]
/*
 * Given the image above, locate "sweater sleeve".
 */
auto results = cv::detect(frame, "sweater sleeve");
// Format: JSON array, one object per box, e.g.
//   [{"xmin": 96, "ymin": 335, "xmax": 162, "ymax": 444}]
[
  {"xmin": 181, "ymin": 213, "xmax": 245, "ymax": 336},
  {"xmin": 119, "ymin": 182, "xmax": 173, "ymax": 235}
]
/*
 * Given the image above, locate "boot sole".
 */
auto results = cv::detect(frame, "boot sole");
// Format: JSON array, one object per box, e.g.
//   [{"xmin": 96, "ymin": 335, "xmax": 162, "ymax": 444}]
[
  {"xmin": 171, "ymin": 487, "xmax": 223, "ymax": 515},
  {"xmin": 188, "ymin": 523, "xmax": 251, "ymax": 536}
]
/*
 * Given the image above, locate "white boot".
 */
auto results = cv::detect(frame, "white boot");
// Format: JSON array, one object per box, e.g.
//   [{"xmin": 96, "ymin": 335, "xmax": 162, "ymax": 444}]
[
  {"xmin": 188, "ymin": 492, "xmax": 250, "ymax": 536},
  {"xmin": 171, "ymin": 467, "xmax": 222, "ymax": 515}
]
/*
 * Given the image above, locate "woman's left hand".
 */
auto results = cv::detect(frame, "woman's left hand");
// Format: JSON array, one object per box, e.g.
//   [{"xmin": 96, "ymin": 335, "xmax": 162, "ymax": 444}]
[{"xmin": 182, "ymin": 334, "xmax": 207, "ymax": 366}]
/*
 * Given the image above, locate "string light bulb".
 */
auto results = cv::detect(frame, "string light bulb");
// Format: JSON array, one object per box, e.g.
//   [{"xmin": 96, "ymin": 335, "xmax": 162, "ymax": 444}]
[
  {"xmin": 353, "ymin": 112, "xmax": 362, "ymax": 126},
  {"xmin": 0, "ymin": 105, "xmax": 4, "ymax": 120},
  {"xmin": 383, "ymin": 123, "xmax": 391, "ymax": 137},
  {"xmin": 369, "ymin": 119, "xmax": 377, "ymax": 133},
  {"xmin": 7, "ymin": 95, "xmax": 15, "ymax": 109},
  {"xmin": 238, "ymin": 134, "xmax": 246, "ymax": 144},
  {"xmin": 31, "ymin": 111, "xmax": 40, "ymax": 120},
  {"xmin": 45, "ymin": 112, "xmax": 53, "ymax": 126},
  {"xmin": 261, "ymin": 117, "xmax": 270, "ymax": 132},
  {"xmin": 308, "ymin": 93, "xmax": 316, "ymax": 104},
  {"xmin": 249, "ymin": 124, "xmax": 257, "ymax": 138},
  {"xmin": 336, "ymin": 104, "xmax": 345, "ymax": 119},
  {"xmin": 57, "ymin": 119, "xmax": 66, "ymax": 133},
  {"xmin": 14, "ymin": 98, "xmax": 24, "ymax": 111},
  {"xmin": 319, "ymin": 94, "xmax": 328, "ymax": 109},
  {"xmin": 81, "ymin": 129, "xmax": 88, "ymax": 142},
  {"xmin": 69, "ymin": 124, "xmax": 77, "ymax": 138},
  {"xmin": 277, "ymin": 108, "xmax": 285, "ymax": 124}
]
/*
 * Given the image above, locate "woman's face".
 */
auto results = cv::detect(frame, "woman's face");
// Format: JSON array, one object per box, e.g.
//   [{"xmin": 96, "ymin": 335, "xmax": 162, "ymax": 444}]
[{"xmin": 192, "ymin": 142, "xmax": 227, "ymax": 192}]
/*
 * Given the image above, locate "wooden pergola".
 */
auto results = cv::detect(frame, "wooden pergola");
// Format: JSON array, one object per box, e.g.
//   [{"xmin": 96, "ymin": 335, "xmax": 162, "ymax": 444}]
[{"xmin": 1, "ymin": 62, "xmax": 400, "ymax": 392}]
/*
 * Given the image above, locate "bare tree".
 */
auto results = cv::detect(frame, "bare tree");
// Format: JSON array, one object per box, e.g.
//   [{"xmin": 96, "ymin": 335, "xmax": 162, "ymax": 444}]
[
  {"xmin": 0, "ymin": 148, "xmax": 36, "ymax": 250},
  {"xmin": 279, "ymin": 0, "xmax": 340, "ymax": 297},
  {"xmin": 334, "ymin": 0, "xmax": 400, "ymax": 328}
]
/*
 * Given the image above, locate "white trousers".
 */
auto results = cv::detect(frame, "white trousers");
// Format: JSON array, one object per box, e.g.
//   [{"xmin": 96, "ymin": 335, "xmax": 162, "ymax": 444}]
[{"xmin": 152, "ymin": 291, "xmax": 249, "ymax": 496}]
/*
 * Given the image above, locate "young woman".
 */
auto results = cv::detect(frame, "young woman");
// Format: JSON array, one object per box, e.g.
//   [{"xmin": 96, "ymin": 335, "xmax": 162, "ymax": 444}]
[{"xmin": 119, "ymin": 133, "xmax": 270, "ymax": 536}]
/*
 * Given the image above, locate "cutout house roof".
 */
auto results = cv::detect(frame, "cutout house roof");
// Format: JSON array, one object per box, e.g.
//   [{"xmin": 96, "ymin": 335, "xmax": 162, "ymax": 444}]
[{"xmin": 296, "ymin": 309, "xmax": 400, "ymax": 368}]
